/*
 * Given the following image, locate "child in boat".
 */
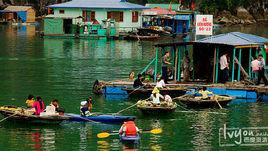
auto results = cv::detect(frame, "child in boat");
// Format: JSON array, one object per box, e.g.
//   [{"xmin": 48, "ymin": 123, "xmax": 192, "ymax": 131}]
[
  {"xmin": 119, "ymin": 120, "xmax": 139, "ymax": 137},
  {"xmin": 80, "ymin": 97, "xmax": 93, "ymax": 116},
  {"xmin": 25, "ymin": 94, "xmax": 35, "ymax": 108},
  {"xmin": 32, "ymin": 96, "xmax": 45, "ymax": 115},
  {"xmin": 196, "ymin": 87, "xmax": 213, "ymax": 99},
  {"xmin": 150, "ymin": 87, "xmax": 164, "ymax": 104}
]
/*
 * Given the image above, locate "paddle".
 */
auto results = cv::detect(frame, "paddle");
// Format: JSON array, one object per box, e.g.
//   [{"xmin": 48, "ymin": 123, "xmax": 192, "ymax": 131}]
[
  {"xmin": 128, "ymin": 85, "xmax": 145, "ymax": 95},
  {"xmin": 0, "ymin": 112, "xmax": 18, "ymax": 123},
  {"xmin": 97, "ymin": 128, "xmax": 162, "ymax": 139},
  {"xmin": 215, "ymin": 98, "xmax": 223, "ymax": 109}
]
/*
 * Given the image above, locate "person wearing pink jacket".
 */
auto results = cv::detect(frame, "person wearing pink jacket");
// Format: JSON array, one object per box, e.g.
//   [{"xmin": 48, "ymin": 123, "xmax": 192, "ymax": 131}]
[{"xmin": 32, "ymin": 96, "xmax": 45, "ymax": 115}]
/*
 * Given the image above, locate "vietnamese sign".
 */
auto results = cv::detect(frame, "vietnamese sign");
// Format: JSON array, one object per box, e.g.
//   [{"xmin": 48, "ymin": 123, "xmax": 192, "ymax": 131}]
[{"xmin": 195, "ymin": 15, "xmax": 213, "ymax": 35}]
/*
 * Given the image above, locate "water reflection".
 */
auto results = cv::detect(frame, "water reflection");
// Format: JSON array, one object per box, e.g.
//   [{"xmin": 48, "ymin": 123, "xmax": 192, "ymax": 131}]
[
  {"xmin": 42, "ymin": 129, "xmax": 56, "ymax": 151},
  {"xmin": 29, "ymin": 130, "xmax": 43, "ymax": 151},
  {"xmin": 78, "ymin": 124, "xmax": 92, "ymax": 151},
  {"xmin": 43, "ymin": 39, "xmax": 143, "ymax": 59}
]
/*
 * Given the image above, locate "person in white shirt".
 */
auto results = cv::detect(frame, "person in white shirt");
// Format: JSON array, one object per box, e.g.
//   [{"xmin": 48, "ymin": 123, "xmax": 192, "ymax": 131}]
[
  {"xmin": 257, "ymin": 54, "xmax": 267, "ymax": 85},
  {"xmin": 150, "ymin": 87, "xmax": 164, "ymax": 104},
  {"xmin": 219, "ymin": 53, "xmax": 229, "ymax": 83},
  {"xmin": 156, "ymin": 77, "xmax": 166, "ymax": 88}
]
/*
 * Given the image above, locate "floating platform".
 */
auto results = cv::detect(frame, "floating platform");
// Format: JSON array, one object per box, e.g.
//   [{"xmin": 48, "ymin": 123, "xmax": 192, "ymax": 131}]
[{"xmin": 93, "ymin": 80, "xmax": 268, "ymax": 101}]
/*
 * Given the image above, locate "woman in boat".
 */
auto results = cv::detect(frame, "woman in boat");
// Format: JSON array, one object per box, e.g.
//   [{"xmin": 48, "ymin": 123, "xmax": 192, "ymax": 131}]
[
  {"xmin": 119, "ymin": 120, "xmax": 139, "ymax": 137},
  {"xmin": 32, "ymin": 96, "xmax": 45, "ymax": 115},
  {"xmin": 25, "ymin": 94, "xmax": 35, "ymax": 108},
  {"xmin": 150, "ymin": 87, "xmax": 164, "ymax": 104}
]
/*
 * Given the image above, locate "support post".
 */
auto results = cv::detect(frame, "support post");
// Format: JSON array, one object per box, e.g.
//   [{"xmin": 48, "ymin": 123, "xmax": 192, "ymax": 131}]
[
  {"xmin": 215, "ymin": 47, "xmax": 219, "ymax": 83},
  {"xmin": 154, "ymin": 47, "xmax": 158, "ymax": 82},
  {"xmin": 174, "ymin": 46, "xmax": 178, "ymax": 82},
  {"xmin": 212, "ymin": 48, "xmax": 216, "ymax": 83},
  {"xmin": 177, "ymin": 47, "xmax": 181, "ymax": 81},
  {"xmin": 232, "ymin": 48, "xmax": 236, "ymax": 82},
  {"xmin": 248, "ymin": 48, "xmax": 252, "ymax": 79},
  {"xmin": 237, "ymin": 48, "xmax": 242, "ymax": 81}
]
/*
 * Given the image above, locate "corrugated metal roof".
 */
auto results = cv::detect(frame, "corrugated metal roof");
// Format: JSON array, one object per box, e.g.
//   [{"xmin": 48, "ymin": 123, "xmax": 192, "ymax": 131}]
[
  {"xmin": 48, "ymin": 0, "xmax": 149, "ymax": 10},
  {"xmin": 4, "ymin": 6, "xmax": 33, "ymax": 12},
  {"xmin": 145, "ymin": 4, "xmax": 179, "ymax": 11},
  {"xmin": 196, "ymin": 32, "xmax": 268, "ymax": 46},
  {"xmin": 142, "ymin": 7, "xmax": 176, "ymax": 15}
]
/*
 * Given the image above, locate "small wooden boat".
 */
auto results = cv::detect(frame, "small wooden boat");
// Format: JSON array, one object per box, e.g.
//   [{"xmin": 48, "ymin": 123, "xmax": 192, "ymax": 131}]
[
  {"xmin": 124, "ymin": 87, "xmax": 186, "ymax": 98},
  {"xmin": 66, "ymin": 113, "xmax": 136, "ymax": 124},
  {"xmin": 120, "ymin": 134, "xmax": 140, "ymax": 144},
  {"xmin": 0, "ymin": 106, "xmax": 69, "ymax": 124},
  {"xmin": 174, "ymin": 95, "xmax": 234, "ymax": 108},
  {"xmin": 137, "ymin": 100, "xmax": 177, "ymax": 114}
]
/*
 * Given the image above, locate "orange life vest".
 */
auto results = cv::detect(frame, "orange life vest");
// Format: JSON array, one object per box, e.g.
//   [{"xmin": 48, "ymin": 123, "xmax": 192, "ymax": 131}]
[{"xmin": 125, "ymin": 121, "xmax": 137, "ymax": 136}]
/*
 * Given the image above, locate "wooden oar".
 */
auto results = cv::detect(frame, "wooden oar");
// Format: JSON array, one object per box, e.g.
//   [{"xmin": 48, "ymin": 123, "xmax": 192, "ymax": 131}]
[
  {"xmin": 128, "ymin": 85, "xmax": 145, "ymax": 95},
  {"xmin": 0, "ymin": 112, "xmax": 18, "ymax": 123},
  {"xmin": 97, "ymin": 128, "xmax": 162, "ymax": 139},
  {"xmin": 113, "ymin": 102, "xmax": 138, "ymax": 115},
  {"xmin": 215, "ymin": 99, "xmax": 223, "ymax": 109}
]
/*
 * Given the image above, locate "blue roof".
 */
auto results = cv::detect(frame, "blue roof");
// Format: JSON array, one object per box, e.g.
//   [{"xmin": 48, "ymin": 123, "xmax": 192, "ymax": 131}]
[
  {"xmin": 196, "ymin": 32, "xmax": 268, "ymax": 46},
  {"xmin": 48, "ymin": 0, "xmax": 149, "ymax": 10}
]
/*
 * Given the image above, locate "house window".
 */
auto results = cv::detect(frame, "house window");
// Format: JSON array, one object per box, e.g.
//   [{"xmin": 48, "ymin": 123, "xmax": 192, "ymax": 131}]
[
  {"xmin": 132, "ymin": 11, "xmax": 138, "ymax": 22},
  {"xmin": 59, "ymin": 10, "xmax": 65, "ymax": 14},
  {"xmin": 107, "ymin": 11, "xmax": 123, "ymax": 22},
  {"xmin": 82, "ymin": 10, "xmax": 95, "ymax": 22}
]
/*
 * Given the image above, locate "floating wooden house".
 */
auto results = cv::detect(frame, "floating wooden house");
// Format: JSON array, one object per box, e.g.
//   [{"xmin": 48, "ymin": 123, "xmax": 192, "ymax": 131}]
[
  {"xmin": 93, "ymin": 32, "xmax": 268, "ymax": 101},
  {"xmin": 44, "ymin": 0, "xmax": 148, "ymax": 38},
  {"xmin": 0, "ymin": 6, "xmax": 35, "ymax": 23}
]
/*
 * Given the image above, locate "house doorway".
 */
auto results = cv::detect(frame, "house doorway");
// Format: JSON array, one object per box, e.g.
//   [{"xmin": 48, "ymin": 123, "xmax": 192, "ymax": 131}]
[{"xmin": 63, "ymin": 19, "xmax": 72, "ymax": 34}]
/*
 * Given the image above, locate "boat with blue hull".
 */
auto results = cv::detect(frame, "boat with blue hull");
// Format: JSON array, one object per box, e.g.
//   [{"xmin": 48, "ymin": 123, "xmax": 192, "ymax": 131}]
[{"xmin": 66, "ymin": 113, "xmax": 135, "ymax": 124}]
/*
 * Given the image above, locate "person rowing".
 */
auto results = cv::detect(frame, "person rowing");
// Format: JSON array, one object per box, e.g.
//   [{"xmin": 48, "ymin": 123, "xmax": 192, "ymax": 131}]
[
  {"xmin": 119, "ymin": 119, "xmax": 139, "ymax": 137},
  {"xmin": 195, "ymin": 86, "xmax": 213, "ymax": 99},
  {"xmin": 150, "ymin": 87, "xmax": 164, "ymax": 105},
  {"xmin": 80, "ymin": 96, "xmax": 93, "ymax": 116}
]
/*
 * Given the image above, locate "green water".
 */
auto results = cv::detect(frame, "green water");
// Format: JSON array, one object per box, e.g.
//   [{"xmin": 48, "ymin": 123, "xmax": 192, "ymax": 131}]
[{"xmin": 0, "ymin": 24, "xmax": 268, "ymax": 151}]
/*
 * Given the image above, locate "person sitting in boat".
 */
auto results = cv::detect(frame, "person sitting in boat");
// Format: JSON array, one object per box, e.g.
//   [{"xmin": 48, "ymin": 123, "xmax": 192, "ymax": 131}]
[
  {"xmin": 150, "ymin": 87, "xmax": 164, "ymax": 104},
  {"xmin": 129, "ymin": 71, "xmax": 135, "ymax": 81},
  {"xmin": 25, "ymin": 94, "xmax": 35, "ymax": 108},
  {"xmin": 133, "ymin": 74, "xmax": 144, "ymax": 88},
  {"xmin": 32, "ymin": 96, "xmax": 45, "ymax": 115},
  {"xmin": 80, "ymin": 97, "xmax": 93, "ymax": 116},
  {"xmin": 119, "ymin": 120, "xmax": 139, "ymax": 137},
  {"xmin": 164, "ymin": 94, "xmax": 172, "ymax": 103},
  {"xmin": 196, "ymin": 87, "xmax": 213, "ymax": 99},
  {"xmin": 156, "ymin": 76, "xmax": 166, "ymax": 89},
  {"xmin": 44, "ymin": 99, "xmax": 65, "ymax": 115}
]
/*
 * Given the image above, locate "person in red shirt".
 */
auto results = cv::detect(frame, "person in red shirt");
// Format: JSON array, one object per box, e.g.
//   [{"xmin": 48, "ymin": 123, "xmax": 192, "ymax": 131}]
[
  {"xmin": 32, "ymin": 96, "xmax": 45, "ymax": 115},
  {"xmin": 119, "ymin": 120, "xmax": 139, "ymax": 137}
]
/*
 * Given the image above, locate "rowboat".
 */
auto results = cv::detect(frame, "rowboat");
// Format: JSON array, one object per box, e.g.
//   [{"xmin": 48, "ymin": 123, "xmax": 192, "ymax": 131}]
[
  {"xmin": 174, "ymin": 95, "xmax": 234, "ymax": 108},
  {"xmin": 66, "ymin": 113, "xmax": 136, "ymax": 124},
  {"xmin": 120, "ymin": 135, "xmax": 140, "ymax": 144},
  {"xmin": 0, "ymin": 106, "xmax": 69, "ymax": 124},
  {"xmin": 123, "ymin": 87, "xmax": 186, "ymax": 98},
  {"xmin": 137, "ymin": 100, "xmax": 177, "ymax": 114}
]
